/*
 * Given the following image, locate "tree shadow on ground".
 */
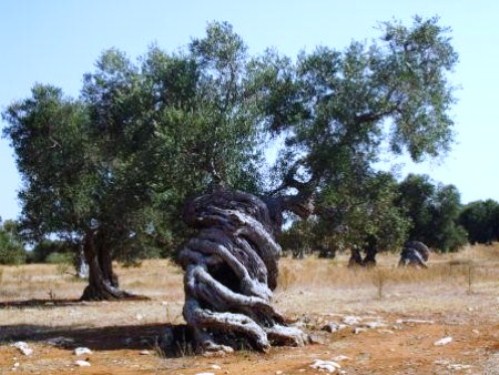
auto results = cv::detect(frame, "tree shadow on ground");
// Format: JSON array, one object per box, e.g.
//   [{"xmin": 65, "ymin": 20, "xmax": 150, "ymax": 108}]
[
  {"xmin": 0, "ymin": 322, "xmax": 166, "ymax": 351},
  {"xmin": 0, "ymin": 299, "xmax": 82, "ymax": 309},
  {"xmin": 0, "ymin": 295, "xmax": 150, "ymax": 309}
]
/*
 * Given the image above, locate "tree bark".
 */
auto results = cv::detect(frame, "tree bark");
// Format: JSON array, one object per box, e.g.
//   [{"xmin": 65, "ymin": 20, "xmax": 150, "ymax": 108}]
[
  {"xmin": 348, "ymin": 236, "xmax": 378, "ymax": 268},
  {"xmin": 80, "ymin": 229, "xmax": 134, "ymax": 301},
  {"xmin": 398, "ymin": 241, "xmax": 429, "ymax": 268},
  {"xmin": 176, "ymin": 188, "xmax": 308, "ymax": 353}
]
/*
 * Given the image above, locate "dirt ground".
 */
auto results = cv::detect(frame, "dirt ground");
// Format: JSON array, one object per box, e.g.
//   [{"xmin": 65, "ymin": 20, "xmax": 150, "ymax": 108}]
[{"xmin": 1, "ymin": 245, "xmax": 498, "ymax": 374}]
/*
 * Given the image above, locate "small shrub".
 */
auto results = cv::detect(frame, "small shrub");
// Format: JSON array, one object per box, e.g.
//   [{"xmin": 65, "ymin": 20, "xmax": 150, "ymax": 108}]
[
  {"xmin": 45, "ymin": 252, "xmax": 73, "ymax": 265},
  {"xmin": 0, "ymin": 240, "xmax": 26, "ymax": 265},
  {"xmin": 371, "ymin": 268, "xmax": 389, "ymax": 299}
]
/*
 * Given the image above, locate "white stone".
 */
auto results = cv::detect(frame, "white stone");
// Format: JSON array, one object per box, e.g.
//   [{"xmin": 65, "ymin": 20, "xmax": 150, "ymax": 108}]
[
  {"xmin": 310, "ymin": 359, "xmax": 341, "ymax": 373},
  {"xmin": 11, "ymin": 342, "xmax": 33, "ymax": 356},
  {"xmin": 74, "ymin": 347, "xmax": 92, "ymax": 356},
  {"xmin": 364, "ymin": 321, "xmax": 386, "ymax": 329},
  {"xmin": 434, "ymin": 336, "xmax": 453, "ymax": 346},
  {"xmin": 139, "ymin": 350, "xmax": 151, "ymax": 355},
  {"xmin": 210, "ymin": 365, "xmax": 222, "ymax": 370},
  {"xmin": 194, "ymin": 373, "xmax": 215, "ymax": 375},
  {"xmin": 342, "ymin": 315, "xmax": 361, "ymax": 325},
  {"xmin": 354, "ymin": 327, "xmax": 368, "ymax": 334},
  {"xmin": 447, "ymin": 363, "xmax": 472, "ymax": 370},
  {"xmin": 75, "ymin": 360, "xmax": 91, "ymax": 367},
  {"xmin": 434, "ymin": 359, "xmax": 450, "ymax": 366}
]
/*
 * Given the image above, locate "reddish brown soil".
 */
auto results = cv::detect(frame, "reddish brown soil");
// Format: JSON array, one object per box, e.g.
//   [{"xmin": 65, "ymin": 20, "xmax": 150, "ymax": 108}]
[{"xmin": 1, "ymin": 310, "xmax": 497, "ymax": 374}]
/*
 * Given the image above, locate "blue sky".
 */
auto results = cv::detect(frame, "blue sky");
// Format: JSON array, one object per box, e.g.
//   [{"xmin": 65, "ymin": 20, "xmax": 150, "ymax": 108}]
[{"xmin": 1, "ymin": 0, "xmax": 498, "ymax": 221}]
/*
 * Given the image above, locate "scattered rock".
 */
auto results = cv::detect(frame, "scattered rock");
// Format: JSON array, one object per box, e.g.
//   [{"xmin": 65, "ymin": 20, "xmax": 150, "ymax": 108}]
[
  {"xmin": 396, "ymin": 318, "xmax": 435, "ymax": 325},
  {"xmin": 363, "ymin": 321, "xmax": 386, "ymax": 329},
  {"xmin": 434, "ymin": 336, "xmax": 453, "ymax": 346},
  {"xmin": 308, "ymin": 334, "xmax": 327, "ymax": 345},
  {"xmin": 310, "ymin": 359, "xmax": 341, "ymax": 373},
  {"xmin": 435, "ymin": 359, "xmax": 450, "ymax": 366},
  {"xmin": 342, "ymin": 315, "xmax": 361, "ymax": 325},
  {"xmin": 11, "ymin": 342, "xmax": 33, "ymax": 356},
  {"xmin": 75, "ymin": 360, "xmax": 91, "ymax": 367},
  {"xmin": 46, "ymin": 336, "xmax": 75, "ymax": 347},
  {"xmin": 448, "ymin": 363, "xmax": 472, "ymax": 370},
  {"xmin": 322, "ymin": 323, "xmax": 348, "ymax": 333},
  {"xmin": 353, "ymin": 327, "xmax": 368, "ymax": 334},
  {"xmin": 202, "ymin": 347, "xmax": 233, "ymax": 357},
  {"xmin": 74, "ymin": 347, "xmax": 92, "ymax": 356}
]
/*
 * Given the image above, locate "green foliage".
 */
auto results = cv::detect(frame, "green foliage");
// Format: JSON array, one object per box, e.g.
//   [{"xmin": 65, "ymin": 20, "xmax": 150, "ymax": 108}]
[
  {"xmin": 397, "ymin": 174, "xmax": 467, "ymax": 252},
  {"xmin": 253, "ymin": 16, "xmax": 457, "ymax": 193},
  {"xmin": 281, "ymin": 172, "xmax": 410, "ymax": 256},
  {"xmin": 28, "ymin": 239, "xmax": 75, "ymax": 263},
  {"xmin": 0, "ymin": 219, "xmax": 26, "ymax": 265},
  {"xmin": 45, "ymin": 251, "xmax": 73, "ymax": 265},
  {"xmin": 2, "ymin": 17, "xmax": 459, "ymax": 270},
  {"xmin": 459, "ymin": 199, "xmax": 499, "ymax": 244}
]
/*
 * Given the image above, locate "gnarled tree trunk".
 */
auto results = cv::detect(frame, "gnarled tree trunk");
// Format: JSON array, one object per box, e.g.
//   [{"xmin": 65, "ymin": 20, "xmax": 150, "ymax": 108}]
[
  {"xmin": 80, "ymin": 229, "xmax": 134, "ymax": 301},
  {"xmin": 177, "ymin": 188, "xmax": 308, "ymax": 353},
  {"xmin": 398, "ymin": 241, "xmax": 430, "ymax": 268}
]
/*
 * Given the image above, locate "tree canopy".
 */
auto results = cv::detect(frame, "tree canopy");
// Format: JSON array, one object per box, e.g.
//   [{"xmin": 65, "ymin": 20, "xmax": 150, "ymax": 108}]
[
  {"xmin": 459, "ymin": 200, "xmax": 499, "ymax": 245},
  {"xmin": 396, "ymin": 174, "xmax": 467, "ymax": 252},
  {"xmin": 2, "ymin": 16, "xmax": 461, "ymax": 299}
]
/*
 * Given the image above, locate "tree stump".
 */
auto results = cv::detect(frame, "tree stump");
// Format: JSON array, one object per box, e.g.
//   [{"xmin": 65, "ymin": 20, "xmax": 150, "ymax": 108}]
[{"xmin": 175, "ymin": 188, "xmax": 307, "ymax": 354}]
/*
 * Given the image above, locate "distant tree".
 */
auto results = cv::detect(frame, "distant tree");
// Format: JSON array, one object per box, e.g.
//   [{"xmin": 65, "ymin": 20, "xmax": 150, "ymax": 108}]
[
  {"xmin": 0, "ymin": 219, "xmax": 26, "ymax": 265},
  {"xmin": 289, "ymin": 171, "xmax": 410, "ymax": 264},
  {"xmin": 459, "ymin": 199, "xmax": 499, "ymax": 244},
  {"xmin": 397, "ymin": 174, "xmax": 467, "ymax": 252},
  {"xmin": 28, "ymin": 239, "xmax": 75, "ymax": 264}
]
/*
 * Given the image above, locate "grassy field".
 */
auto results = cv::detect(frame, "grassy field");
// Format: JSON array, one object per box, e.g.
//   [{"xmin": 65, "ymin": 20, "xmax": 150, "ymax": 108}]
[{"xmin": 1, "ymin": 244, "xmax": 498, "ymax": 374}]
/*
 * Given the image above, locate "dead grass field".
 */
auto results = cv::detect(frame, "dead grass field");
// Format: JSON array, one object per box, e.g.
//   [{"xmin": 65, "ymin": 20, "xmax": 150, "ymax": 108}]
[{"xmin": 1, "ymin": 244, "xmax": 498, "ymax": 374}]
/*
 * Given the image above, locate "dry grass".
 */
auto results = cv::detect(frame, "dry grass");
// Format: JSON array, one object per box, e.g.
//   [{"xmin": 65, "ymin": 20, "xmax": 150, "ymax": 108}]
[
  {"xmin": 1, "ymin": 245, "xmax": 498, "ymax": 331},
  {"xmin": 274, "ymin": 243, "xmax": 499, "ymax": 320},
  {"xmin": 0, "ymin": 244, "xmax": 498, "ymax": 374}
]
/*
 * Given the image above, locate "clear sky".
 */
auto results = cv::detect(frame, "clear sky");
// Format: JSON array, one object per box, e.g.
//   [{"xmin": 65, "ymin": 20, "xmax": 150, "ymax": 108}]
[{"xmin": 1, "ymin": 0, "xmax": 498, "ymax": 221}]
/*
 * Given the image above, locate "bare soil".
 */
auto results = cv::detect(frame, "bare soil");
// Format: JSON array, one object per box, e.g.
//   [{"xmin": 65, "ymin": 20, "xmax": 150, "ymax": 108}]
[{"xmin": 1, "ymin": 245, "xmax": 498, "ymax": 374}]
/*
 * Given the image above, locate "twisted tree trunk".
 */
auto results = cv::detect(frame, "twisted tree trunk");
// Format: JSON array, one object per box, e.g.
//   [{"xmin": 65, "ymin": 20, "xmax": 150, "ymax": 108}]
[{"xmin": 177, "ymin": 188, "xmax": 308, "ymax": 353}]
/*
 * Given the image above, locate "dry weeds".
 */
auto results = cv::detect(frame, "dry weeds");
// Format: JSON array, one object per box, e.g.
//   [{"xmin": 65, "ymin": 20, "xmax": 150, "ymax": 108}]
[{"xmin": 0, "ymin": 245, "xmax": 498, "ymax": 374}]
